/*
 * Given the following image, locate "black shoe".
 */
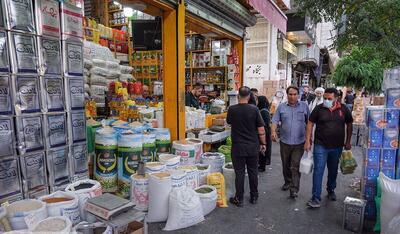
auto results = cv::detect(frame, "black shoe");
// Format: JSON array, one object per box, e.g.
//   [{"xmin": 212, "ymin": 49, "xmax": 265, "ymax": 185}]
[
  {"xmin": 281, "ymin": 184, "xmax": 290, "ymax": 191},
  {"xmin": 249, "ymin": 196, "xmax": 258, "ymax": 204},
  {"xmin": 289, "ymin": 191, "xmax": 298, "ymax": 199},
  {"xmin": 229, "ymin": 197, "xmax": 243, "ymax": 207},
  {"xmin": 307, "ymin": 199, "xmax": 321, "ymax": 208},
  {"xmin": 258, "ymin": 167, "xmax": 266, "ymax": 172},
  {"xmin": 327, "ymin": 191, "xmax": 337, "ymax": 201}
]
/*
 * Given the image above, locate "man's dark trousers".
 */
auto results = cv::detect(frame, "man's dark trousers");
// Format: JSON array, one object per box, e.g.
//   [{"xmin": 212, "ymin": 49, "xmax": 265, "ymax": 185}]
[
  {"xmin": 280, "ymin": 141, "xmax": 304, "ymax": 192},
  {"xmin": 232, "ymin": 152, "xmax": 258, "ymax": 201}
]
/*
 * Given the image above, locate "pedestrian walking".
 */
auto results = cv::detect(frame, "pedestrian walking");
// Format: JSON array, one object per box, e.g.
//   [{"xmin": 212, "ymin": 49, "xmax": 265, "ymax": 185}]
[
  {"xmin": 309, "ymin": 87, "xmax": 324, "ymax": 112},
  {"xmin": 304, "ymin": 88, "xmax": 353, "ymax": 208},
  {"xmin": 257, "ymin": 96, "xmax": 272, "ymax": 172},
  {"xmin": 227, "ymin": 86, "xmax": 267, "ymax": 207},
  {"xmin": 271, "ymin": 86, "xmax": 310, "ymax": 199},
  {"xmin": 301, "ymin": 85, "xmax": 316, "ymax": 104}
]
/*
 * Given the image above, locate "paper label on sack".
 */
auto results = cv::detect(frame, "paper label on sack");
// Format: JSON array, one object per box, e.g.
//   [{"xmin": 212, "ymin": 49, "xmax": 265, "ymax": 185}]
[
  {"xmin": 62, "ymin": 4, "xmax": 83, "ymax": 38},
  {"xmin": 41, "ymin": 38, "xmax": 61, "ymax": 74},
  {"xmin": 16, "ymin": 76, "xmax": 40, "ymax": 113},
  {"xmin": 0, "ymin": 118, "xmax": 14, "ymax": 157},
  {"xmin": 68, "ymin": 78, "xmax": 84, "ymax": 109},
  {"xmin": 66, "ymin": 43, "xmax": 83, "ymax": 75},
  {"xmin": 0, "ymin": 32, "xmax": 10, "ymax": 72},
  {"xmin": 39, "ymin": 0, "xmax": 61, "ymax": 37},
  {"xmin": 47, "ymin": 114, "xmax": 66, "ymax": 147},
  {"xmin": 44, "ymin": 77, "xmax": 64, "ymax": 111},
  {"xmin": 47, "ymin": 147, "xmax": 69, "ymax": 187},
  {"xmin": 13, "ymin": 34, "xmax": 37, "ymax": 72},
  {"xmin": 20, "ymin": 116, "xmax": 44, "ymax": 151},
  {"xmin": 0, "ymin": 76, "xmax": 12, "ymax": 115},
  {"xmin": 22, "ymin": 152, "xmax": 46, "ymax": 191},
  {"xmin": 71, "ymin": 112, "xmax": 85, "ymax": 142},
  {"xmin": 7, "ymin": 0, "xmax": 35, "ymax": 32},
  {"xmin": 71, "ymin": 143, "xmax": 88, "ymax": 176},
  {"xmin": 0, "ymin": 158, "xmax": 21, "ymax": 199}
]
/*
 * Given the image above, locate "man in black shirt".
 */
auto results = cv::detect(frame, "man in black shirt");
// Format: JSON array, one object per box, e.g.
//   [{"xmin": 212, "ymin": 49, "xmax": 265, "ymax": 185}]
[
  {"xmin": 227, "ymin": 86, "xmax": 267, "ymax": 207},
  {"xmin": 301, "ymin": 85, "xmax": 316, "ymax": 104},
  {"xmin": 304, "ymin": 88, "xmax": 353, "ymax": 208},
  {"xmin": 185, "ymin": 83, "xmax": 203, "ymax": 109}
]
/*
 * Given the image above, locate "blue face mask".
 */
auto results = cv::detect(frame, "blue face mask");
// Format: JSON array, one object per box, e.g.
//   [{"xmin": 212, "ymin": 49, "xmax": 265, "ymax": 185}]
[{"xmin": 323, "ymin": 99, "xmax": 333, "ymax": 108}]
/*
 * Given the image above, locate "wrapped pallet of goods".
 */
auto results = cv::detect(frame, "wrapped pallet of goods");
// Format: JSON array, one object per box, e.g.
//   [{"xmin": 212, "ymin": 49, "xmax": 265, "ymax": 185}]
[
  {"xmin": 6, "ymin": 199, "xmax": 48, "ymax": 230},
  {"xmin": 147, "ymin": 172, "xmax": 172, "ymax": 223},
  {"xmin": 39, "ymin": 191, "xmax": 80, "ymax": 225},
  {"xmin": 32, "ymin": 216, "xmax": 72, "ymax": 234},
  {"xmin": 131, "ymin": 173, "xmax": 150, "ymax": 211}
]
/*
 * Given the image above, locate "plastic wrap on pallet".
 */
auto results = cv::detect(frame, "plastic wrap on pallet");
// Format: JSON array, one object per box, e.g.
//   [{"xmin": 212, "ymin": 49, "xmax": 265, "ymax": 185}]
[
  {"xmin": 38, "ymin": 37, "xmax": 62, "ymax": 75},
  {"xmin": 44, "ymin": 112, "xmax": 67, "ymax": 148},
  {"xmin": 61, "ymin": 2, "xmax": 83, "ymax": 41},
  {"xmin": 0, "ymin": 74, "xmax": 13, "ymax": 115},
  {"xmin": 0, "ymin": 116, "xmax": 15, "ymax": 157},
  {"xmin": 65, "ymin": 76, "xmax": 84, "ymax": 110},
  {"xmin": 63, "ymin": 40, "xmax": 83, "ymax": 76},
  {"xmin": 35, "ymin": 0, "xmax": 61, "ymax": 38},
  {"xmin": 19, "ymin": 151, "xmax": 48, "ymax": 198},
  {"xmin": 68, "ymin": 110, "xmax": 86, "ymax": 143},
  {"xmin": 0, "ymin": 31, "xmax": 10, "ymax": 73},
  {"xmin": 46, "ymin": 146, "xmax": 70, "ymax": 192},
  {"xmin": 0, "ymin": 156, "xmax": 23, "ymax": 205},
  {"xmin": 4, "ymin": 0, "xmax": 36, "ymax": 33},
  {"xmin": 13, "ymin": 75, "xmax": 41, "ymax": 115},
  {"xmin": 42, "ymin": 76, "xmax": 65, "ymax": 112},
  {"xmin": 69, "ymin": 143, "xmax": 89, "ymax": 182},
  {"xmin": 9, "ymin": 32, "xmax": 38, "ymax": 73},
  {"xmin": 15, "ymin": 114, "xmax": 45, "ymax": 154}
]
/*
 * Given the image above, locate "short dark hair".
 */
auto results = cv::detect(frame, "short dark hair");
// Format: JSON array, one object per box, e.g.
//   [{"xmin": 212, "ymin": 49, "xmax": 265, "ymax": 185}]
[
  {"xmin": 193, "ymin": 83, "xmax": 203, "ymax": 90},
  {"xmin": 286, "ymin": 86, "xmax": 299, "ymax": 95},
  {"xmin": 250, "ymin": 88, "xmax": 258, "ymax": 93},
  {"xmin": 239, "ymin": 86, "xmax": 251, "ymax": 98},
  {"xmin": 325, "ymin": 88, "xmax": 338, "ymax": 97}
]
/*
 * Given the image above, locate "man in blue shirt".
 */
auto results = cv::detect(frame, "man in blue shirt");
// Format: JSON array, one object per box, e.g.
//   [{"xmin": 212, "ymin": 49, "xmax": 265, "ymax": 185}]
[{"xmin": 271, "ymin": 86, "xmax": 310, "ymax": 199}]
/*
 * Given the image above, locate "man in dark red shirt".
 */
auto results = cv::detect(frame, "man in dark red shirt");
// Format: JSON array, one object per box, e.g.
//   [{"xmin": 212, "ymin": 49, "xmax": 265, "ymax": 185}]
[{"xmin": 304, "ymin": 88, "xmax": 353, "ymax": 208}]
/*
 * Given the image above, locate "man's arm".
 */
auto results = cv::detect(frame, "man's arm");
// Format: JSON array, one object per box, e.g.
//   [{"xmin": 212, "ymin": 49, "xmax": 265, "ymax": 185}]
[
  {"xmin": 345, "ymin": 123, "xmax": 353, "ymax": 150},
  {"xmin": 304, "ymin": 121, "xmax": 314, "ymax": 151},
  {"xmin": 258, "ymin": 126, "xmax": 267, "ymax": 153},
  {"xmin": 271, "ymin": 105, "xmax": 281, "ymax": 141}
]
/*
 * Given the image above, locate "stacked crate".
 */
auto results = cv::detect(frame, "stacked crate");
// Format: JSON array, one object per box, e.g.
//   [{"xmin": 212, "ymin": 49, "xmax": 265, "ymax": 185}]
[{"xmin": 0, "ymin": 0, "xmax": 87, "ymax": 205}]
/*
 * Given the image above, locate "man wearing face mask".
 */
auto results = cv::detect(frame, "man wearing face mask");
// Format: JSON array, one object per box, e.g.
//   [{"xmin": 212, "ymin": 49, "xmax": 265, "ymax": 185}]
[{"xmin": 304, "ymin": 88, "xmax": 353, "ymax": 208}]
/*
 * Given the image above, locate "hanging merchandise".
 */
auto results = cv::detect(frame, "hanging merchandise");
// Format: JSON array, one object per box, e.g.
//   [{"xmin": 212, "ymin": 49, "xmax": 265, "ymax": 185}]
[
  {"xmin": 66, "ymin": 76, "xmax": 84, "ymax": 110},
  {"xmin": 145, "ymin": 162, "xmax": 166, "ymax": 174},
  {"xmin": 61, "ymin": 2, "xmax": 83, "ymax": 40},
  {"xmin": 177, "ymin": 165, "xmax": 199, "ymax": 190},
  {"xmin": 69, "ymin": 143, "xmax": 88, "ymax": 182},
  {"xmin": 0, "ymin": 116, "xmax": 14, "ymax": 157},
  {"xmin": 142, "ymin": 133, "xmax": 156, "ymax": 162},
  {"xmin": 155, "ymin": 128, "xmax": 171, "ymax": 159},
  {"xmin": 46, "ymin": 146, "xmax": 70, "ymax": 192},
  {"xmin": 19, "ymin": 151, "xmax": 48, "ymax": 198},
  {"xmin": 4, "ymin": 0, "xmax": 35, "ymax": 33},
  {"xmin": 195, "ymin": 185, "xmax": 218, "ymax": 216},
  {"xmin": 68, "ymin": 110, "xmax": 86, "ymax": 143},
  {"xmin": 39, "ymin": 37, "xmax": 62, "ymax": 75},
  {"xmin": 0, "ymin": 157, "xmax": 23, "ymax": 204},
  {"xmin": 32, "ymin": 216, "xmax": 72, "ymax": 233},
  {"xmin": 15, "ymin": 114, "xmax": 44, "ymax": 154},
  {"xmin": 35, "ymin": 0, "xmax": 61, "ymax": 38},
  {"xmin": 6, "ymin": 199, "xmax": 47, "ymax": 230},
  {"xmin": 186, "ymin": 138, "xmax": 204, "ymax": 163},
  {"xmin": 14, "ymin": 75, "xmax": 41, "ymax": 114},
  {"xmin": 117, "ymin": 131, "xmax": 142, "ymax": 198},
  {"xmin": 63, "ymin": 41, "xmax": 83, "ymax": 76},
  {"xmin": 159, "ymin": 154, "xmax": 180, "ymax": 170},
  {"xmin": 0, "ymin": 75, "xmax": 12, "ymax": 115},
  {"xmin": 207, "ymin": 172, "xmax": 228, "ymax": 208},
  {"xmin": 0, "ymin": 31, "xmax": 10, "ymax": 73},
  {"xmin": 147, "ymin": 172, "xmax": 172, "ymax": 223},
  {"xmin": 130, "ymin": 173, "xmax": 149, "ymax": 211},
  {"xmin": 39, "ymin": 191, "xmax": 80, "ymax": 225},
  {"xmin": 201, "ymin": 152, "xmax": 225, "ymax": 173},
  {"xmin": 42, "ymin": 76, "xmax": 65, "ymax": 112},
  {"xmin": 196, "ymin": 164, "xmax": 211, "ymax": 186},
  {"xmin": 169, "ymin": 170, "xmax": 187, "ymax": 189},
  {"xmin": 172, "ymin": 140, "xmax": 196, "ymax": 165},
  {"xmin": 94, "ymin": 128, "xmax": 118, "ymax": 192},
  {"xmin": 44, "ymin": 112, "xmax": 67, "ymax": 148},
  {"xmin": 9, "ymin": 32, "xmax": 38, "ymax": 73}
]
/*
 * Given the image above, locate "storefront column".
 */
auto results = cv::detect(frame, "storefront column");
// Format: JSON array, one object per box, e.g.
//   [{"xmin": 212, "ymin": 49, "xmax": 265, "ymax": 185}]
[
  {"xmin": 234, "ymin": 40, "xmax": 244, "ymax": 85},
  {"xmin": 163, "ymin": 1, "xmax": 186, "ymax": 140}
]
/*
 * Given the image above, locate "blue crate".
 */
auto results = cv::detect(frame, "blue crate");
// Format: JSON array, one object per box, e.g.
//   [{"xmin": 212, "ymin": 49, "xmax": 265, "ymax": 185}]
[
  {"xmin": 383, "ymin": 128, "xmax": 399, "ymax": 149},
  {"xmin": 368, "ymin": 129, "xmax": 384, "ymax": 148},
  {"xmin": 362, "ymin": 183, "xmax": 377, "ymax": 201},
  {"xmin": 363, "ymin": 166, "xmax": 380, "ymax": 183},
  {"xmin": 381, "ymin": 149, "xmax": 398, "ymax": 168},
  {"xmin": 366, "ymin": 107, "xmax": 385, "ymax": 129},
  {"xmin": 385, "ymin": 109, "xmax": 400, "ymax": 128},
  {"xmin": 365, "ymin": 148, "xmax": 381, "ymax": 167},
  {"xmin": 381, "ymin": 167, "xmax": 396, "ymax": 179},
  {"xmin": 364, "ymin": 201, "xmax": 377, "ymax": 220},
  {"xmin": 385, "ymin": 88, "xmax": 400, "ymax": 108}
]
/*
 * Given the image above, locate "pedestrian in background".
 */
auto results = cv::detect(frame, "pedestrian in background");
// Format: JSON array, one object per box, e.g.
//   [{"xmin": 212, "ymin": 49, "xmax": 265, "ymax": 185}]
[
  {"xmin": 249, "ymin": 88, "xmax": 258, "ymax": 106},
  {"xmin": 309, "ymin": 87, "xmax": 325, "ymax": 112},
  {"xmin": 227, "ymin": 86, "xmax": 267, "ymax": 207},
  {"xmin": 257, "ymin": 96, "xmax": 272, "ymax": 172},
  {"xmin": 271, "ymin": 86, "xmax": 310, "ymax": 199},
  {"xmin": 301, "ymin": 85, "xmax": 316, "ymax": 104},
  {"xmin": 305, "ymin": 88, "xmax": 353, "ymax": 208}
]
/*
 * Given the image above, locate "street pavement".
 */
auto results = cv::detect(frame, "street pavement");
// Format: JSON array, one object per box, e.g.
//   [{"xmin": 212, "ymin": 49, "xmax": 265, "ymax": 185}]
[{"xmin": 148, "ymin": 142, "xmax": 375, "ymax": 234}]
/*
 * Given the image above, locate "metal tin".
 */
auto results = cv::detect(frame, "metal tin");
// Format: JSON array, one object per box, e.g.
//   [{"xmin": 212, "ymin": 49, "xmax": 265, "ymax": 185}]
[
  {"xmin": 19, "ymin": 151, "xmax": 48, "ymax": 198},
  {"xmin": 0, "ymin": 31, "xmax": 10, "ymax": 73},
  {"xmin": 46, "ymin": 146, "xmax": 70, "ymax": 192},
  {"xmin": 27, "ymin": 187, "xmax": 49, "ymax": 199},
  {"xmin": 9, "ymin": 32, "xmax": 38, "ymax": 73},
  {"xmin": 41, "ymin": 76, "xmax": 65, "ymax": 112},
  {"xmin": 69, "ymin": 142, "xmax": 88, "ymax": 182},
  {"xmin": 68, "ymin": 110, "xmax": 86, "ymax": 143},
  {"xmin": 44, "ymin": 112, "xmax": 67, "ymax": 148},
  {"xmin": 0, "ymin": 75, "xmax": 13, "ymax": 115},
  {"xmin": 60, "ymin": 2, "xmax": 83, "ymax": 41},
  {"xmin": 35, "ymin": 0, "xmax": 61, "ymax": 38},
  {"xmin": 65, "ymin": 76, "xmax": 84, "ymax": 110},
  {"xmin": 0, "ymin": 156, "xmax": 23, "ymax": 204},
  {"xmin": 15, "ymin": 114, "xmax": 45, "ymax": 154},
  {"xmin": 63, "ymin": 40, "xmax": 83, "ymax": 76},
  {"xmin": 0, "ymin": 116, "xmax": 15, "ymax": 158},
  {"xmin": 4, "ymin": 0, "xmax": 36, "ymax": 33},
  {"xmin": 13, "ymin": 75, "xmax": 41, "ymax": 115},
  {"xmin": 342, "ymin": 196, "xmax": 366, "ymax": 233},
  {"xmin": 38, "ymin": 36, "xmax": 62, "ymax": 75}
]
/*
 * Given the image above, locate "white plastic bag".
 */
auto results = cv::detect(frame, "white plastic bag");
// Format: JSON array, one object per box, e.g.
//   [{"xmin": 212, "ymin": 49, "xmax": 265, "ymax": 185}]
[
  {"xmin": 387, "ymin": 215, "xmax": 400, "ymax": 234},
  {"xmin": 195, "ymin": 185, "xmax": 217, "ymax": 216},
  {"xmin": 379, "ymin": 172, "xmax": 400, "ymax": 234},
  {"xmin": 299, "ymin": 151, "xmax": 313, "ymax": 174},
  {"xmin": 164, "ymin": 188, "xmax": 204, "ymax": 231}
]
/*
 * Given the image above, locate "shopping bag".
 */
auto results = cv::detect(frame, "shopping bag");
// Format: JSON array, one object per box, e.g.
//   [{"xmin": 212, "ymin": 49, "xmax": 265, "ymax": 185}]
[
  {"xmin": 299, "ymin": 151, "xmax": 313, "ymax": 174},
  {"xmin": 340, "ymin": 150, "xmax": 358, "ymax": 174}
]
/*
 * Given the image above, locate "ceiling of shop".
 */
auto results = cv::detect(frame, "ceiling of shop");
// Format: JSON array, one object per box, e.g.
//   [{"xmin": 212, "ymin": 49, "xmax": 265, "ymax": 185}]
[{"xmin": 286, "ymin": 31, "xmax": 313, "ymax": 45}]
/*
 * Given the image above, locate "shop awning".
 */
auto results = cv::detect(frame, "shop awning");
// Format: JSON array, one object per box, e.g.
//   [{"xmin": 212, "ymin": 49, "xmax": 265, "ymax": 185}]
[{"xmin": 249, "ymin": 0, "xmax": 287, "ymax": 34}]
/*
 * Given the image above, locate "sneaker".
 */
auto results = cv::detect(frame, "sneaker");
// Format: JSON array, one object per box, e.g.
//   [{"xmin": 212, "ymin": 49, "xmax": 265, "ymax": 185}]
[
  {"xmin": 289, "ymin": 191, "xmax": 298, "ymax": 199},
  {"xmin": 327, "ymin": 191, "xmax": 337, "ymax": 201},
  {"xmin": 229, "ymin": 197, "xmax": 243, "ymax": 207},
  {"xmin": 281, "ymin": 184, "xmax": 290, "ymax": 191},
  {"xmin": 307, "ymin": 199, "xmax": 321, "ymax": 208},
  {"xmin": 249, "ymin": 196, "xmax": 258, "ymax": 204}
]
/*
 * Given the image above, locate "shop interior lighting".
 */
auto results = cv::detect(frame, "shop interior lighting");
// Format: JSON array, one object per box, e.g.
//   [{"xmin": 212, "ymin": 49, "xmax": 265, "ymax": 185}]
[{"xmin": 123, "ymin": 7, "xmax": 134, "ymax": 17}]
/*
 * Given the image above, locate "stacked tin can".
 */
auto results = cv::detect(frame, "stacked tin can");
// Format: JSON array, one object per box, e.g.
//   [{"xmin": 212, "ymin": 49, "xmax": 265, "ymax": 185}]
[
  {"xmin": 362, "ymin": 67, "xmax": 400, "ymax": 220},
  {"xmin": 0, "ymin": 0, "xmax": 87, "ymax": 205}
]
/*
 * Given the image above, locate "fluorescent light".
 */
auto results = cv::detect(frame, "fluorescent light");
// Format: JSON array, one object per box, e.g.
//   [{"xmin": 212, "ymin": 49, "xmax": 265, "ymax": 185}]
[
  {"xmin": 113, "ymin": 1, "xmax": 121, "ymax": 5},
  {"xmin": 123, "ymin": 7, "xmax": 134, "ymax": 17}
]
